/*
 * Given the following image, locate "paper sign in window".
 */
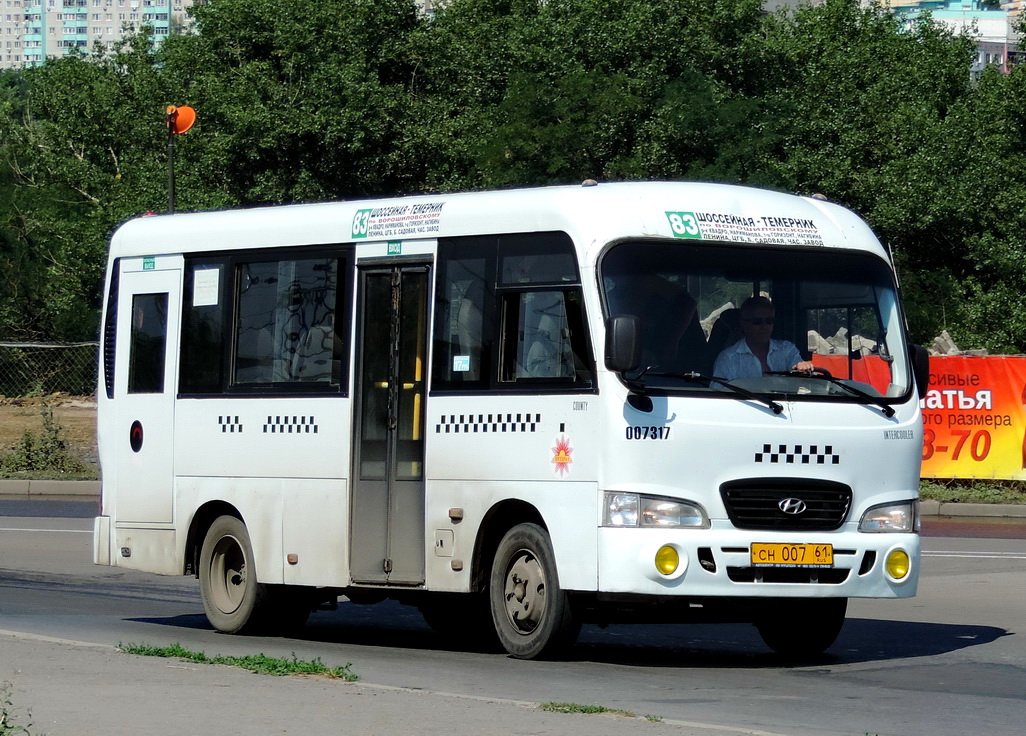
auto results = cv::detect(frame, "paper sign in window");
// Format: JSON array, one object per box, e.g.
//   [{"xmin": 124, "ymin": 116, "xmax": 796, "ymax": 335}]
[{"xmin": 193, "ymin": 268, "xmax": 219, "ymax": 307}]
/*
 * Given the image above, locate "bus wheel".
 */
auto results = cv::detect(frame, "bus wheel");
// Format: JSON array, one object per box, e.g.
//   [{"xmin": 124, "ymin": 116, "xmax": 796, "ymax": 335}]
[
  {"xmin": 755, "ymin": 597, "xmax": 847, "ymax": 657},
  {"xmin": 199, "ymin": 515, "xmax": 266, "ymax": 634},
  {"xmin": 489, "ymin": 523, "xmax": 579, "ymax": 659}
]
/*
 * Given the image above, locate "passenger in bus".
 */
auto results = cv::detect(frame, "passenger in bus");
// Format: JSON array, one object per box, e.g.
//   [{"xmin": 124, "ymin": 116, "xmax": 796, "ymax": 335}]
[{"xmin": 712, "ymin": 296, "xmax": 815, "ymax": 380}]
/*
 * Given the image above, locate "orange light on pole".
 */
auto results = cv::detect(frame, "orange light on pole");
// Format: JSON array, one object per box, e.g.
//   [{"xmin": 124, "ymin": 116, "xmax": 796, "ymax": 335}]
[
  {"xmin": 166, "ymin": 105, "xmax": 196, "ymax": 135},
  {"xmin": 166, "ymin": 105, "xmax": 196, "ymax": 213}
]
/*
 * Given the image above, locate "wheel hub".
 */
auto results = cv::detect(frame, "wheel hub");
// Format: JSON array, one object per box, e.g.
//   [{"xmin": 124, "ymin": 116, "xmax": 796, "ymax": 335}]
[
  {"xmin": 210, "ymin": 535, "xmax": 247, "ymax": 615},
  {"xmin": 503, "ymin": 551, "xmax": 546, "ymax": 634}
]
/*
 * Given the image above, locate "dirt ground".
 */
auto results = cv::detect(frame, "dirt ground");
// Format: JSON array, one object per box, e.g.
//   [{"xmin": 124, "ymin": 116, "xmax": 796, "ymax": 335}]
[{"xmin": 0, "ymin": 394, "xmax": 98, "ymax": 467}]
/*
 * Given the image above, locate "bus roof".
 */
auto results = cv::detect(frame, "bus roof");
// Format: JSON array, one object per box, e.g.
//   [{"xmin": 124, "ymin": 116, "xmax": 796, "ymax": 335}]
[{"xmin": 108, "ymin": 181, "xmax": 887, "ymax": 264}]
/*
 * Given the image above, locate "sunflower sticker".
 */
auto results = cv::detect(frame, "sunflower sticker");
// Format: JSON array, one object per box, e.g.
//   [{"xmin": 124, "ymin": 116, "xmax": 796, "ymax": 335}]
[{"xmin": 551, "ymin": 434, "xmax": 573, "ymax": 478}]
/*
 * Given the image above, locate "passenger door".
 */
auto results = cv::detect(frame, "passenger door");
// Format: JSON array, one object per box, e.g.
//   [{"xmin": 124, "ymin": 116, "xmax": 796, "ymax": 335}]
[{"xmin": 350, "ymin": 263, "xmax": 430, "ymax": 584}]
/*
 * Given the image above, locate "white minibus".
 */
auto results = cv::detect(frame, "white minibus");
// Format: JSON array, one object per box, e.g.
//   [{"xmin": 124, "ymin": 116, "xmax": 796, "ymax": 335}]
[{"xmin": 94, "ymin": 181, "xmax": 926, "ymax": 659}]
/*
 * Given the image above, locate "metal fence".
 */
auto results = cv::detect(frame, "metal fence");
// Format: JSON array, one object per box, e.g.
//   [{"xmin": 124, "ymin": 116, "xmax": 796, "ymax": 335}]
[{"xmin": 0, "ymin": 341, "xmax": 98, "ymax": 397}]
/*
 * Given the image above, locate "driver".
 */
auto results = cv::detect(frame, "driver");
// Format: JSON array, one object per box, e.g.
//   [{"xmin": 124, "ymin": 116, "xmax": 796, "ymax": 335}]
[{"xmin": 712, "ymin": 296, "xmax": 815, "ymax": 380}]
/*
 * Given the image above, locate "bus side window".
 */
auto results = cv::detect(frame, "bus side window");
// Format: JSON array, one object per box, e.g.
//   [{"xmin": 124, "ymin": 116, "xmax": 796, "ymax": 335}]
[
  {"xmin": 432, "ymin": 231, "xmax": 594, "ymax": 392},
  {"xmin": 128, "ymin": 293, "xmax": 169, "ymax": 394},
  {"xmin": 234, "ymin": 257, "xmax": 338, "ymax": 386},
  {"xmin": 506, "ymin": 290, "xmax": 574, "ymax": 379},
  {"xmin": 500, "ymin": 288, "xmax": 592, "ymax": 385},
  {"xmin": 181, "ymin": 261, "xmax": 227, "ymax": 394},
  {"xmin": 180, "ymin": 249, "xmax": 349, "ymax": 395},
  {"xmin": 433, "ymin": 239, "xmax": 495, "ymax": 390}
]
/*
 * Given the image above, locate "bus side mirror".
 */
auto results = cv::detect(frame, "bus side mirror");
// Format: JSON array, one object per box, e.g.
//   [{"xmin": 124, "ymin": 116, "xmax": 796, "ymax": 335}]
[
  {"xmin": 910, "ymin": 343, "xmax": 930, "ymax": 398},
  {"xmin": 605, "ymin": 315, "xmax": 641, "ymax": 373}
]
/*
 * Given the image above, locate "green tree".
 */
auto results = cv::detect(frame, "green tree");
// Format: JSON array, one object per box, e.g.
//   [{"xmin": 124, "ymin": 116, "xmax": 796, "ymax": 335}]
[
  {"xmin": 160, "ymin": 0, "xmax": 423, "ymax": 203},
  {"xmin": 415, "ymin": 0, "xmax": 771, "ymax": 188},
  {"xmin": 0, "ymin": 33, "xmax": 172, "ymax": 340}
]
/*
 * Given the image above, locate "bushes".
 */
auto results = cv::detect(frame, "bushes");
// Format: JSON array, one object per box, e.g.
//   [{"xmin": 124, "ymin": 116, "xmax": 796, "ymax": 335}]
[{"xmin": 0, "ymin": 398, "xmax": 93, "ymax": 478}]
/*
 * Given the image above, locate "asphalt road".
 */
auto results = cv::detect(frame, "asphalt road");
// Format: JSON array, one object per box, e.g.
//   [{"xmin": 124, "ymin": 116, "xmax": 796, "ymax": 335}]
[{"xmin": 0, "ymin": 501, "xmax": 1024, "ymax": 736}]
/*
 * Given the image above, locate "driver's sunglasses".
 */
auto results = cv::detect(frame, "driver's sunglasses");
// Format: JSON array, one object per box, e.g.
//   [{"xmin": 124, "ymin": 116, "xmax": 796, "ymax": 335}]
[{"xmin": 743, "ymin": 317, "xmax": 775, "ymax": 325}]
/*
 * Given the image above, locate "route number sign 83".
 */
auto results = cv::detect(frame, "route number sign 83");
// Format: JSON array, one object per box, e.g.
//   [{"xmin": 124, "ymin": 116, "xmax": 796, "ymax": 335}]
[
  {"xmin": 352, "ymin": 209, "xmax": 372, "ymax": 239},
  {"xmin": 665, "ymin": 211, "xmax": 702, "ymax": 239}
]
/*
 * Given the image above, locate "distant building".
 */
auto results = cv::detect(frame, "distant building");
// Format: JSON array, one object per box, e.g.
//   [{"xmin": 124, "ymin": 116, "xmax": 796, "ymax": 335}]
[
  {"xmin": 1, "ymin": 0, "xmax": 198, "ymax": 69},
  {"xmin": 2, "ymin": 1, "xmax": 1018, "ymax": 75},
  {"xmin": 882, "ymin": 1, "xmax": 1020, "ymax": 77}
]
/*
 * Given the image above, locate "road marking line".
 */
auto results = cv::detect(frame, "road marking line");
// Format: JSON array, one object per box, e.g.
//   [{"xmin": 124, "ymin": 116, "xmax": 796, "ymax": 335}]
[
  {"xmin": 0, "ymin": 629, "xmax": 114, "ymax": 649},
  {"xmin": 0, "ymin": 527, "xmax": 91, "ymax": 533}
]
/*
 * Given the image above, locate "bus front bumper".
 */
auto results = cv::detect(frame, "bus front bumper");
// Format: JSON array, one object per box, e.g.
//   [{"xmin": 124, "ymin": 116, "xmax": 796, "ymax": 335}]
[{"xmin": 596, "ymin": 526, "xmax": 919, "ymax": 599}]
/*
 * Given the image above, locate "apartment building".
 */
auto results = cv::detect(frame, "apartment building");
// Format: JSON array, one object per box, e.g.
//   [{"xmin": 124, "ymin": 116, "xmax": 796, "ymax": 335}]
[
  {"xmin": 0, "ymin": 0, "xmax": 196, "ymax": 68},
  {"xmin": 884, "ymin": 1, "xmax": 1021, "ymax": 76}
]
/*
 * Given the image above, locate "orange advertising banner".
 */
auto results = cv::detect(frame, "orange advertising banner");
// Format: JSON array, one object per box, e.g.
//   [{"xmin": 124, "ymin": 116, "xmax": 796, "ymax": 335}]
[{"xmin": 920, "ymin": 356, "xmax": 1026, "ymax": 479}]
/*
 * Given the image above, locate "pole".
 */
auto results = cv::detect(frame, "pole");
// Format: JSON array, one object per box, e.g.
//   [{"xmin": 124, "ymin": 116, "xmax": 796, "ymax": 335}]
[{"xmin": 167, "ymin": 117, "xmax": 175, "ymax": 214}]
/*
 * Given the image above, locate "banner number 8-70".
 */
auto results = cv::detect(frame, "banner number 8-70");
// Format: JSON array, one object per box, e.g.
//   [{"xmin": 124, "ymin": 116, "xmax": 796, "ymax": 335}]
[{"xmin": 666, "ymin": 211, "xmax": 702, "ymax": 239}]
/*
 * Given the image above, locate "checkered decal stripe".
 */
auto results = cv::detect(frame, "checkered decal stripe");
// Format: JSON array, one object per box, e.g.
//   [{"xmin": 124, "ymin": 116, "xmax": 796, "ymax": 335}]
[
  {"xmin": 263, "ymin": 416, "xmax": 319, "ymax": 434},
  {"xmin": 755, "ymin": 444, "xmax": 839, "ymax": 465},
  {"xmin": 435, "ymin": 413, "xmax": 541, "ymax": 434},
  {"xmin": 218, "ymin": 416, "xmax": 242, "ymax": 433}
]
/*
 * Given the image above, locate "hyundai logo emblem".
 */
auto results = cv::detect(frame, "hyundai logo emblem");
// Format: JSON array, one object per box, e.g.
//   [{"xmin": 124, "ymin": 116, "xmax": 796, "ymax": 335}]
[{"xmin": 778, "ymin": 497, "xmax": 807, "ymax": 515}]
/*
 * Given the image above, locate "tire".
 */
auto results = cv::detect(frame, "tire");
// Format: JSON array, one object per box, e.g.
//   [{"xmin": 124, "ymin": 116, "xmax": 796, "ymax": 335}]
[
  {"xmin": 755, "ymin": 597, "xmax": 847, "ymax": 657},
  {"xmin": 199, "ymin": 515, "xmax": 268, "ymax": 634},
  {"xmin": 489, "ymin": 523, "xmax": 579, "ymax": 659}
]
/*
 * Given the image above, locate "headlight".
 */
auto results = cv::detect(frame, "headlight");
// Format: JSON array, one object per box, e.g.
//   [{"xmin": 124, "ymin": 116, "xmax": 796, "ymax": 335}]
[
  {"xmin": 859, "ymin": 500, "xmax": 917, "ymax": 533},
  {"xmin": 603, "ymin": 492, "xmax": 708, "ymax": 528}
]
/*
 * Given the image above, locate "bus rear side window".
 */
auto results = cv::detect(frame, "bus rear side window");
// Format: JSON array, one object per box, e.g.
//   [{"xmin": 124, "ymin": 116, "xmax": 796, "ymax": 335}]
[
  {"xmin": 181, "ymin": 262, "xmax": 226, "ymax": 394},
  {"xmin": 234, "ymin": 257, "xmax": 338, "ymax": 385},
  {"xmin": 128, "ymin": 293, "xmax": 168, "ymax": 394}
]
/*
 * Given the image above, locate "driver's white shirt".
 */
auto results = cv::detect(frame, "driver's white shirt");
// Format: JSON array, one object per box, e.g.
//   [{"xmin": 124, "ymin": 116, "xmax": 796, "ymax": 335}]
[{"xmin": 713, "ymin": 338, "xmax": 803, "ymax": 380}]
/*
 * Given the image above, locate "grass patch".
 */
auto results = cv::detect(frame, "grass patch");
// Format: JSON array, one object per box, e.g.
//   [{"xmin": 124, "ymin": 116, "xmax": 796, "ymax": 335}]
[
  {"xmin": 920, "ymin": 479, "xmax": 1026, "ymax": 505},
  {"xmin": 119, "ymin": 643, "xmax": 358, "ymax": 681},
  {"xmin": 0, "ymin": 681, "xmax": 33, "ymax": 736},
  {"xmin": 540, "ymin": 702, "xmax": 635, "ymax": 717}
]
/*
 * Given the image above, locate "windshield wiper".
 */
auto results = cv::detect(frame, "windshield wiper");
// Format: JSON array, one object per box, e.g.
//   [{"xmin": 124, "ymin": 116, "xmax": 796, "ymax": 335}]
[
  {"xmin": 772, "ymin": 370, "xmax": 896, "ymax": 417},
  {"xmin": 625, "ymin": 368, "xmax": 784, "ymax": 415},
  {"xmin": 678, "ymin": 372, "xmax": 784, "ymax": 415}
]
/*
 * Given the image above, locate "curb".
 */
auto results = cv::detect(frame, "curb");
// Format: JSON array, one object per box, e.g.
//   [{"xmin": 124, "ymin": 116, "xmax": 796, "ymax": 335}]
[
  {"xmin": 918, "ymin": 499, "xmax": 1026, "ymax": 519},
  {"xmin": 0, "ymin": 479, "xmax": 99, "ymax": 499}
]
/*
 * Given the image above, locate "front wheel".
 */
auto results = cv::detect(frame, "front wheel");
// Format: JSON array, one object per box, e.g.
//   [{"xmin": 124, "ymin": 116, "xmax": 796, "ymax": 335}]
[
  {"xmin": 489, "ymin": 523, "xmax": 579, "ymax": 659},
  {"xmin": 755, "ymin": 597, "xmax": 847, "ymax": 657}
]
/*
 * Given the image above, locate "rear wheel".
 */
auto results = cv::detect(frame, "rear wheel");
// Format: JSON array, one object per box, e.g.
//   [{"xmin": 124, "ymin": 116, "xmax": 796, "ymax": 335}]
[
  {"xmin": 199, "ymin": 515, "xmax": 263, "ymax": 634},
  {"xmin": 489, "ymin": 523, "xmax": 579, "ymax": 659},
  {"xmin": 755, "ymin": 597, "xmax": 847, "ymax": 657},
  {"xmin": 198, "ymin": 516, "xmax": 311, "ymax": 635}
]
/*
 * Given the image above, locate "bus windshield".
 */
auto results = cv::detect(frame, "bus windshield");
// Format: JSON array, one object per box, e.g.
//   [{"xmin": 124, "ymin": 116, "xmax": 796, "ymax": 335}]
[{"xmin": 600, "ymin": 241, "xmax": 912, "ymax": 401}]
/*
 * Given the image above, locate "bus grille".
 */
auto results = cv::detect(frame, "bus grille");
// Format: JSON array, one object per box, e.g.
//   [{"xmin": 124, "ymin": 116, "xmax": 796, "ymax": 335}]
[{"xmin": 720, "ymin": 479, "xmax": 852, "ymax": 531}]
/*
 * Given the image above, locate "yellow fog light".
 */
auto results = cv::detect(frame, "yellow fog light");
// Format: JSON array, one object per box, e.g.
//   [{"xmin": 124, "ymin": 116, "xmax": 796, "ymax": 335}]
[
  {"xmin": 655, "ymin": 545, "xmax": 679, "ymax": 575},
  {"xmin": 886, "ymin": 549, "xmax": 910, "ymax": 580}
]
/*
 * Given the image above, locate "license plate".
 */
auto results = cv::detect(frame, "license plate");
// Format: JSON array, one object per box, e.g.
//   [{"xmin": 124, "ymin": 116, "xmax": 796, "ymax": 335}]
[{"xmin": 750, "ymin": 543, "xmax": 833, "ymax": 568}]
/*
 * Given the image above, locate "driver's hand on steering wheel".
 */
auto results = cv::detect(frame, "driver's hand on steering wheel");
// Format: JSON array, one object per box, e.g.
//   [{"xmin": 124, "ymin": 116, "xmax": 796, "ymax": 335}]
[{"xmin": 792, "ymin": 361, "xmax": 816, "ymax": 374}]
